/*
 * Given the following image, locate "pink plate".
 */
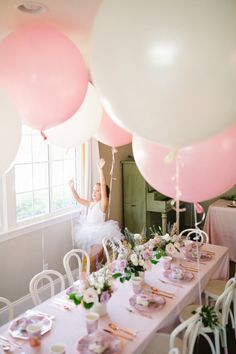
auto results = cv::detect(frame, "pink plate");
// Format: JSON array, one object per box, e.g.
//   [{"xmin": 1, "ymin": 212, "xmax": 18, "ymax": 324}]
[
  {"xmin": 8, "ymin": 312, "xmax": 53, "ymax": 339},
  {"xmin": 77, "ymin": 330, "xmax": 122, "ymax": 354},
  {"xmin": 163, "ymin": 269, "xmax": 194, "ymax": 282},
  {"xmin": 129, "ymin": 293, "xmax": 166, "ymax": 313},
  {"xmin": 186, "ymin": 252, "xmax": 212, "ymax": 261}
]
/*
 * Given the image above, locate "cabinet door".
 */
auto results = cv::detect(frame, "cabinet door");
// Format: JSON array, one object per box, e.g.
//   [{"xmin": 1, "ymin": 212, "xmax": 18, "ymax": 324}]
[
  {"xmin": 123, "ymin": 203, "xmax": 146, "ymax": 234},
  {"xmin": 123, "ymin": 163, "xmax": 145, "ymax": 204},
  {"xmin": 122, "ymin": 162, "xmax": 146, "ymax": 233}
]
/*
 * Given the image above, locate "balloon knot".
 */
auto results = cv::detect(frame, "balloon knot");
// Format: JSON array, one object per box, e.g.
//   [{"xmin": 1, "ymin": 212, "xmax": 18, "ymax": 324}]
[{"xmin": 40, "ymin": 130, "xmax": 47, "ymax": 140}]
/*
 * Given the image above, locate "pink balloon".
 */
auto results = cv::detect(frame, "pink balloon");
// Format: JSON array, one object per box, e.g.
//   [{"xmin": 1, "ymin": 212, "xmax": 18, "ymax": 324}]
[
  {"xmin": 0, "ymin": 25, "xmax": 88, "ymax": 130},
  {"xmin": 133, "ymin": 124, "xmax": 236, "ymax": 203},
  {"xmin": 94, "ymin": 110, "xmax": 132, "ymax": 147}
]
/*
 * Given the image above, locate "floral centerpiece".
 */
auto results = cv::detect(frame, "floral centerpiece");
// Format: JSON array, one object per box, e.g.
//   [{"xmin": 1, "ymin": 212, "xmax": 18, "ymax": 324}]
[
  {"xmin": 68, "ymin": 266, "xmax": 113, "ymax": 312},
  {"xmin": 112, "ymin": 243, "xmax": 153, "ymax": 282},
  {"xmin": 149, "ymin": 224, "xmax": 181, "ymax": 264}
]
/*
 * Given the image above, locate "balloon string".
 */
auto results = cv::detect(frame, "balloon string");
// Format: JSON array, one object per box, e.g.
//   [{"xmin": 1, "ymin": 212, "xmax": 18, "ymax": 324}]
[
  {"xmin": 194, "ymin": 204, "xmax": 206, "ymax": 229},
  {"xmin": 41, "ymin": 230, "xmax": 46, "ymax": 271},
  {"xmin": 108, "ymin": 147, "xmax": 117, "ymax": 219}
]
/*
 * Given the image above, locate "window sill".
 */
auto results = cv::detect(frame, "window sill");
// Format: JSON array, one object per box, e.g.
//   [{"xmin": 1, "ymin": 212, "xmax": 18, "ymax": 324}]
[{"xmin": 0, "ymin": 207, "xmax": 84, "ymax": 243}]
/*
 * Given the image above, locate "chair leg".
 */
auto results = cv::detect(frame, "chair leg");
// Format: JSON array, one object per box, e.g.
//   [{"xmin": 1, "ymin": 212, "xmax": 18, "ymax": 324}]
[
  {"xmin": 214, "ymin": 329, "xmax": 221, "ymax": 354},
  {"xmin": 205, "ymin": 294, "xmax": 209, "ymax": 305},
  {"xmin": 220, "ymin": 328, "xmax": 228, "ymax": 354}
]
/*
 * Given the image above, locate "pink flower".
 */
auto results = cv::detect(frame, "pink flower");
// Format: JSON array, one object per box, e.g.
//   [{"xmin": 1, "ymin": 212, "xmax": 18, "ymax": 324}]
[
  {"xmin": 83, "ymin": 288, "xmax": 98, "ymax": 304},
  {"xmin": 118, "ymin": 259, "xmax": 127, "ymax": 272},
  {"xmin": 165, "ymin": 243, "xmax": 176, "ymax": 256},
  {"xmin": 100, "ymin": 291, "xmax": 111, "ymax": 304},
  {"xmin": 143, "ymin": 249, "xmax": 153, "ymax": 260}
]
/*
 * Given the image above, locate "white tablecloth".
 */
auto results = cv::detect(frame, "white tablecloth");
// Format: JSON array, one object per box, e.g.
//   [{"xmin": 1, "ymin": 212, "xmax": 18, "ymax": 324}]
[
  {"xmin": 204, "ymin": 198, "xmax": 236, "ymax": 262},
  {"xmin": 0, "ymin": 244, "xmax": 229, "ymax": 354}
]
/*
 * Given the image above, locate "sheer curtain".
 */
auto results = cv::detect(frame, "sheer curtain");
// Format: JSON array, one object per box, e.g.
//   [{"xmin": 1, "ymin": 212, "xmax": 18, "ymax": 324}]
[{"xmin": 83, "ymin": 138, "xmax": 100, "ymax": 202}]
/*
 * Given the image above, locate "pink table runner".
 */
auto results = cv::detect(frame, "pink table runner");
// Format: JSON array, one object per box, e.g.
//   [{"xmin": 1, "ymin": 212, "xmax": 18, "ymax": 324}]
[
  {"xmin": 0, "ymin": 243, "xmax": 229, "ymax": 354},
  {"xmin": 204, "ymin": 198, "xmax": 236, "ymax": 262}
]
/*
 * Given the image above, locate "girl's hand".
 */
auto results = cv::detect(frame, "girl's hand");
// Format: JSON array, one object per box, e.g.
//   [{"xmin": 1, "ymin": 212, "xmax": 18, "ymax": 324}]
[
  {"xmin": 68, "ymin": 179, "xmax": 74, "ymax": 188},
  {"xmin": 98, "ymin": 158, "xmax": 105, "ymax": 169}
]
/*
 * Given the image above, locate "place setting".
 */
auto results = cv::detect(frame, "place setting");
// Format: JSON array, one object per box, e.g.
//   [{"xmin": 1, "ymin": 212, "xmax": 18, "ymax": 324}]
[{"xmin": 76, "ymin": 312, "xmax": 136, "ymax": 354}]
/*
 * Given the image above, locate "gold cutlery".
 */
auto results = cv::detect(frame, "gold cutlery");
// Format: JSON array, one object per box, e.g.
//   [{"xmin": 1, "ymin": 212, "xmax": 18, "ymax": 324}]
[
  {"xmin": 151, "ymin": 287, "xmax": 174, "ymax": 298},
  {"xmin": 180, "ymin": 264, "xmax": 198, "ymax": 272},
  {"xmin": 103, "ymin": 329, "xmax": 133, "ymax": 341},
  {"xmin": 108, "ymin": 323, "xmax": 136, "ymax": 337},
  {"xmin": 201, "ymin": 249, "xmax": 215, "ymax": 255}
]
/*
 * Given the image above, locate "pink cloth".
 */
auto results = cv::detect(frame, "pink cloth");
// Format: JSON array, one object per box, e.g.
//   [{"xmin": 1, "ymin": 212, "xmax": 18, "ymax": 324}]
[
  {"xmin": 204, "ymin": 198, "xmax": 236, "ymax": 262},
  {"xmin": 0, "ymin": 244, "xmax": 229, "ymax": 354}
]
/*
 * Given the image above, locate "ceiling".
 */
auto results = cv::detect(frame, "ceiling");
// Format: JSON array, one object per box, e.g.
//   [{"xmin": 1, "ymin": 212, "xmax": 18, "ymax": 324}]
[{"xmin": 0, "ymin": 0, "xmax": 102, "ymax": 70}]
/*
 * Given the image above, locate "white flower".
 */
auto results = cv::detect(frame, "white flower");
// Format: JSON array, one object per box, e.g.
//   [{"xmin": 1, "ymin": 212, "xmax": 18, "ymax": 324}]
[
  {"xmin": 139, "ymin": 259, "xmax": 145, "ymax": 266},
  {"xmin": 162, "ymin": 233, "xmax": 171, "ymax": 242},
  {"xmin": 83, "ymin": 288, "xmax": 98, "ymax": 304},
  {"xmin": 130, "ymin": 253, "xmax": 138, "ymax": 266},
  {"xmin": 134, "ymin": 233, "xmax": 142, "ymax": 241}
]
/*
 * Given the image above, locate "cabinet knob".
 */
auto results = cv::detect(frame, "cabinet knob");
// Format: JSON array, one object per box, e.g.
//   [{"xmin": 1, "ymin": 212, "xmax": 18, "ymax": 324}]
[{"xmin": 131, "ymin": 204, "xmax": 136, "ymax": 207}]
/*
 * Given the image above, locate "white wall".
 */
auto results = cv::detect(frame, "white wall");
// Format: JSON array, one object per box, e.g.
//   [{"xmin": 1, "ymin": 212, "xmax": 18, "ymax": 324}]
[{"xmin": 0, "ymin": 217, "xmax": 76, "ymax": 305}]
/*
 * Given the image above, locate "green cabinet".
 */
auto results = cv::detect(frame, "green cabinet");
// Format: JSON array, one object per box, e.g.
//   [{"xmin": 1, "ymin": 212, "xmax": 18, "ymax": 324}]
[
  {"xmin": 121, "ymin": 160, "xmax": 182, "ymax": 234},
  {"xmin": 122, "ymin": 161, "xmax": 146, "ymax": 233}
]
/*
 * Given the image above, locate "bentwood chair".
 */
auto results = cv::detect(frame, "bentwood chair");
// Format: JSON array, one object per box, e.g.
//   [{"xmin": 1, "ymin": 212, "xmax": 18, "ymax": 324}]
[
  {"xmin": 179, "ymin": 277, "xmax": 236, "ymax": 354},
  {"xmin": 179, "ymin": 228, "xmax": 209, "ymax": 245},
  {"xmin": 29, "ymin": 269, "xmax": 65, "ymax": 305},
  {"xmin": 0, "ymin": 297, "xmax": 13, "ymax": 325},
  {"xmin": 143, "ymin": 313, "xmax": 202, "ymax": 354},
  {"xmin": 102, "ymin": 236, "xmax": 123, "ymax": 263},
  {"xmin": 63, "ymin": 249, "xmax": 90, "ymax": 286}
]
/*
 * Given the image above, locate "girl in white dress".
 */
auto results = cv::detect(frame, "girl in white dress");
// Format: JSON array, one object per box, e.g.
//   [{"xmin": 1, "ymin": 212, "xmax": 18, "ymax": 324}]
[{"xmin": 69, "ymin": 158, "xmax": 122, "ymax": 269}]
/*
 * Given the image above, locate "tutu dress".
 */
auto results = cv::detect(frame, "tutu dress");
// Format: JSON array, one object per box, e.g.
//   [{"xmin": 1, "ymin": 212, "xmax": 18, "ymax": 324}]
[{"xmin": 74, "ymin": 201, "xmax": 123, "ymax": 252}]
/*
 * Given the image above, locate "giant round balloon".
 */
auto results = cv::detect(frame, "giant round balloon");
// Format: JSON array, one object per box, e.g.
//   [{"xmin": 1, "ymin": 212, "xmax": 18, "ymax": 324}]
[
  {"xmin": 94, "ymin": 110, "xmax": 132, "ymax": 147},
  {"xmin": 133, "ymin": 124, "xmax": 236, "ymax": 203},
  {"xmin": 0, "ymin": 24, "xmax": 88, "ymax": 130},
  {"xmin": 45, "ymin": 83, "xmax": 102, "ymax": 149},
  {"xmin": 0, "ymin": 89, "xmax": 22, "ymax": 175},
  {"xmin": 91, "ymin": 0, "xmax": 236, "ymax": 147}
]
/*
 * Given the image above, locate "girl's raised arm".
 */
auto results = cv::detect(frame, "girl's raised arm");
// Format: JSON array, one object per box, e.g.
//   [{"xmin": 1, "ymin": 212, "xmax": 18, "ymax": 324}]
[{"xmin": 68, "ymin": 179, "xmax": 90, "ymax": 207}]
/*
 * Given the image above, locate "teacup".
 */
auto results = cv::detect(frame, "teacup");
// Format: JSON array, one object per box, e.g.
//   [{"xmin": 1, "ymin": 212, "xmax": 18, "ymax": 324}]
[
  {"xmin": 85, "ymin": 312, "xmax": 100, "ymax": 334},
  {"xmin": 160, "ymin": 256, "xmax": 172, "ymax": 270},
  {"xmin": 26, "ymin": 323, "xmax": 41, "ymax": 347},
  {"xmin": 184, "ymin": 240, "xmax": 194, "ymax": 252},
  {"xmin": 131, "ymin": 276, "xmax": 144, "ymax": 294},
  {"xmin": 172, "ymin": 267, "xmax": 183, "ymax": 280}
]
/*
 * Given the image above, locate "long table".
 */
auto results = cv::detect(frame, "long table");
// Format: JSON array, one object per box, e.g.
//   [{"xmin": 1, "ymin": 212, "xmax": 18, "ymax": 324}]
[
  {"xmin": 204, "ymin": 198, "xmax": 236, "ymax": 262},
  {"xmin": 0, "ymin": 244, "xmax": 229, "ymax": 354}
]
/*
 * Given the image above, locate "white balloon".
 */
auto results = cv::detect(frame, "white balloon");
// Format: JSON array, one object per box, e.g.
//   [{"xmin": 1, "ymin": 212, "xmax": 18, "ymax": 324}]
[
  {"xmin": 91, "ymin": 0, "xmax": 236, "ymax": 147},
  {"xmin": 0, "ymin": 88, "xmax": 22, "ymax": 175},
  {"xmin": 45, "ymin": 83, "xmax": 102, "ymax": 149}
]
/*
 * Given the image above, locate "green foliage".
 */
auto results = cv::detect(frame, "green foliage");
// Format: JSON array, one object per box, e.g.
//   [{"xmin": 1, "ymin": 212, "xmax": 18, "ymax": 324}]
[{"xmin": 192, "ymin": 305, "xmax": 219, "ymax": 330}]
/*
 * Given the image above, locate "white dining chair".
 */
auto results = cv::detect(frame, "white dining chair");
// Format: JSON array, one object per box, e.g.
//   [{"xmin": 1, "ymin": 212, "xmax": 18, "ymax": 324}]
[
  {"xmin": 142, "ymin": 312, "xmax": 202, "ymax": 354},
  {"xmin": 179, "ymin": 277, "xmax": 236, "ymax": 354},
  {"xmin": 179, "ymin": 228, "xmax": 209, "ymax": 245},
  {"xmin": 0, "ymin": 297, "xmax": 13, "ymax": 324},
  {"xmin": 29, "ymin": 269, "xmax": 65, "ymax": 305},
  {"xmin": 102, "ymin": 236, "xmax": 123, "ymax": 263},
  {"xmin": 63, "ymin": 249, "xmax": 90, "ymax": 286}
]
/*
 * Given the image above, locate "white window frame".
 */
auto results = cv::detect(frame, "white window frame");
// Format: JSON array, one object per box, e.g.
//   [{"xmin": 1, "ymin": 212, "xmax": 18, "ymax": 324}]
[{"xmin": 0, "ymin": 142, "xmax": 85, "ymax": 236}]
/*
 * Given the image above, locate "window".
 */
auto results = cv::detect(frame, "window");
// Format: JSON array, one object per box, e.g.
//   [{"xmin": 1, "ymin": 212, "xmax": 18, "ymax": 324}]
[{"xmin": 5, "ymin": 125, "xmax": 82, "ymax": 228}]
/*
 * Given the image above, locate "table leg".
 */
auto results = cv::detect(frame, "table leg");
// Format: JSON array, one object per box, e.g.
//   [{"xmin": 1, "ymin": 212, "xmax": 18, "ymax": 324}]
[{"xmin": 161, "ymin": 213, "xmax": 167, "ymax": 234}]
